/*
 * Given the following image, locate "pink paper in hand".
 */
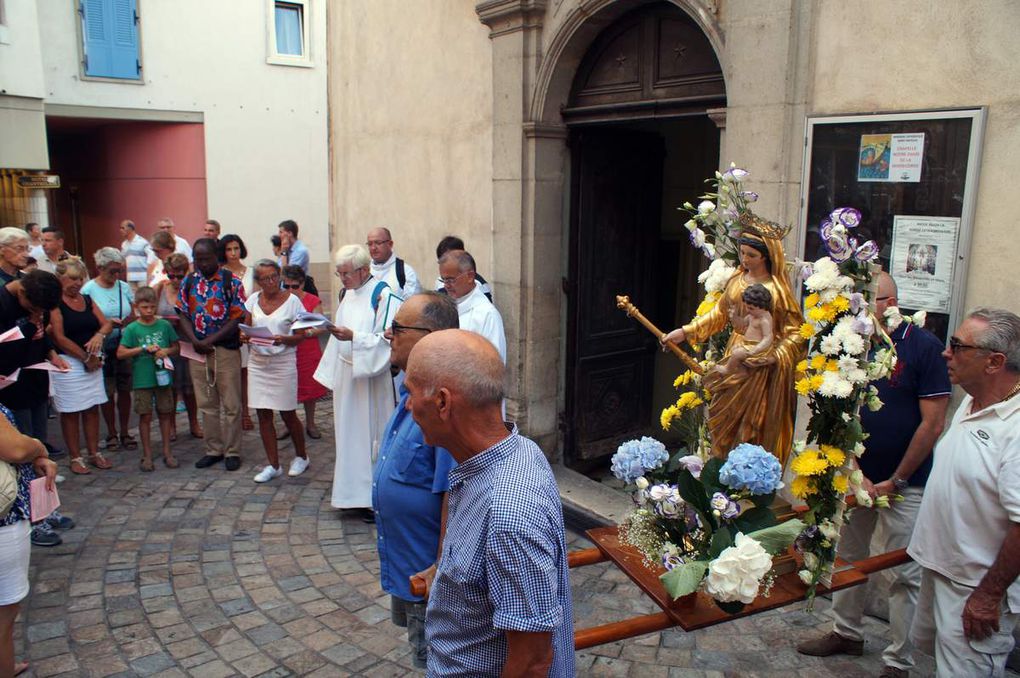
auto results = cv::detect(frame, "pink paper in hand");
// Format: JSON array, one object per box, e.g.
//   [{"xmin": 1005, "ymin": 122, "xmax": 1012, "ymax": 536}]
[{"xmin": 29, "ymin": 477, "xmax": 60, "ymax": 522}]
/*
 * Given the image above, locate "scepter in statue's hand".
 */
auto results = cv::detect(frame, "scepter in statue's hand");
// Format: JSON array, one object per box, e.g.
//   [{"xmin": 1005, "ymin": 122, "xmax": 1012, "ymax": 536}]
[{"xmin": 616, "ymin": 295, "xmax": 703, "ymax": 375}]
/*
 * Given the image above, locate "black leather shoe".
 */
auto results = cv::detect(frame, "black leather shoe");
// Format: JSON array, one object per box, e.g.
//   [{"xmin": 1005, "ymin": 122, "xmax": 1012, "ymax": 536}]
[
  {"xmin": 195, "ymin": 455, "xmax": 224, "ymax": 469},
  {"xmin": 225, "ymin": 457, "xmax": 241, "ymax": 471}
]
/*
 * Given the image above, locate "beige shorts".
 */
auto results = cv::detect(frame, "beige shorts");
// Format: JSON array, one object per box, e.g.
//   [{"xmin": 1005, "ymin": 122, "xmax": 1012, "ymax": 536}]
[{"xmin": 133, "ymin": 386, "xmax": 175, "ymax": 415}]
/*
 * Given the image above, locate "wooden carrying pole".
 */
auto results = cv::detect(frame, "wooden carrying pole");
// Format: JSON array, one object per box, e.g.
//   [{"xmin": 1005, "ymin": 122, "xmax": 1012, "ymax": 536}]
[{"xmin": 616, "ymin": 295, "xmax": 703, "ymax": 375}]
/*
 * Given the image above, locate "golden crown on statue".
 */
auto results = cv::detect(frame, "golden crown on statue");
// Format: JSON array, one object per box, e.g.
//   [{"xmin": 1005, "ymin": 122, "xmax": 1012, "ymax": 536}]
[{"xmin": 738, "ymin": 209, "xmax": 792, "ymax": 240}]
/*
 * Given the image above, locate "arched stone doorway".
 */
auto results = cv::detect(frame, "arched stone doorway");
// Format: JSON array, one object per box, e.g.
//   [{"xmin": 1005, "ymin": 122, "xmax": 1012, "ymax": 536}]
[{"xmin": 562, "ymin": 2, "xmax": 725, "ymax": 468}]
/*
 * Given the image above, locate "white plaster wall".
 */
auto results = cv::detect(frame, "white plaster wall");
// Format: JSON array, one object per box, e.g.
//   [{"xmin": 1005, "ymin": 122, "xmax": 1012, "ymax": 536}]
[
  {"xmin": 328, "ymin": 0, "xmax": 493, "ymax": 298},
  {"xmin": 0, "ymin": 0, "xmax": 45, "ymax": 98},
  {"xmin": 34, "ymin": 0, "xmax": 328, "ymax": 264}
]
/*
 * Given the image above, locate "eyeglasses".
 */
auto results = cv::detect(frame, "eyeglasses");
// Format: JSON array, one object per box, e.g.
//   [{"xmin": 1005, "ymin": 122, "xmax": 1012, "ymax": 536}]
[
  {"xmin": 335, "ymin": 268, "xmax": 364, "ymax": 278},
  {"xmin": 105, "ymin": 267, "xmax": 124, "ymax": 275},
  {"xmin": 283, "ymin": 283, "xmax": 302, "ymax": 290},
  {"xmin": 366, "ymin": 239, "xmax": 392, "ymax": 247},
  {"xmin": 948, "ymin": 337, "xmax": 989, "ymax": 354},
  {"xmin": 391, "ymin": 320, "xmax": 432, "ymax": 335},
  {"xmin": 440, "ymin": 271, "xmax": 469, "ymax": 286},
  {"xmin": 257, "ymin": 275, "xmax": 280, "ymax": 284}
]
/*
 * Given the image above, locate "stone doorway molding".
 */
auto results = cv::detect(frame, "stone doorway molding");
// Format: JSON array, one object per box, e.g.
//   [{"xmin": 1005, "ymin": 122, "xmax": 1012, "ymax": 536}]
[{"xmin": 475, "ymin": 0, "xmax": 725, "ymax": 457}]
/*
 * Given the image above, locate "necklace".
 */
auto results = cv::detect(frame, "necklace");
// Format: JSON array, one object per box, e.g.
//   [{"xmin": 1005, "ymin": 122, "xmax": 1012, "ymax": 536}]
[{"xmin": 1002, "ymin": 379, "xmax": 1020, "ymax": 403}]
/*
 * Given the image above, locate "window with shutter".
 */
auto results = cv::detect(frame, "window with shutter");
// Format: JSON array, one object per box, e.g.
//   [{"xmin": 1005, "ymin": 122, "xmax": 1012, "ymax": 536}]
[{"xmin": 80, "ymin": 0, "xmax": 141, "ymax": 80}]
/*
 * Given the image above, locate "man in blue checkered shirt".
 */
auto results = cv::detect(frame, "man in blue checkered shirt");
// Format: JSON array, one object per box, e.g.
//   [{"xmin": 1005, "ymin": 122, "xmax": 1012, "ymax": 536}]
[{"xmin": 404, "ymin": 329, "xmax": 574, "ymax": 677}]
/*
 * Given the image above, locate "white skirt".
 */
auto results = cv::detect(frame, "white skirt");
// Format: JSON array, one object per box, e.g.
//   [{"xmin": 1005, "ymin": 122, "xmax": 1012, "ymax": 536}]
[
  {"xmin": 0, "ymin": 520, "xmax": 31, "ymax": 605},
  {"xmin": 52, "ymin": 355, "xmax": 109, "ymax": 413},
  {"xmin": 247, "ymin": 351, "xmax": 297, "ymax": 411}
]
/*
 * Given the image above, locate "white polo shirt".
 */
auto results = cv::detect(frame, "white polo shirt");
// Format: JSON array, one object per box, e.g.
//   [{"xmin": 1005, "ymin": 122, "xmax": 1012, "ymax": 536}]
[{"xmin": 908, "ymin": 390, "xmax": 1020, "ymax": 612}]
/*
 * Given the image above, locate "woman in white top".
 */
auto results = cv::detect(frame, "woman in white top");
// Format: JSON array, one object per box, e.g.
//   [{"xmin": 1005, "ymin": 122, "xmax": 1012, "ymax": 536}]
[
  {"xmin": 241, "ymin": 260, "xmax": 308, "ymax": 483},
  {"xmin": 221, "ymin": 234, "xmax": 256, "ymax": 431}
]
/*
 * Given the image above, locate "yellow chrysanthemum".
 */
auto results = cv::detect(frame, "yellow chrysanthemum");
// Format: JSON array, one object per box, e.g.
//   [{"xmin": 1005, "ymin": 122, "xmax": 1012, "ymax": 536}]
[
  {"xmin": 796, "ymin": 359, "xmax": 809, "ymax": 374},
  {"xmin": 791, "ymin": 451, "xmax": 829, "ymax": 476},
  {"xmin": 696, "ymin": 298, "xmax": 717, "ymax": 316},
  {"xmin": 821, "ymin": 445, "xmax": 846, "ymax": 467},
  {"xmin": 831, "ymin": 295, "xmax": 850, "ymax": 312},
  {"xmin": 791, "ymin": 475, "xmax": 814, "ymax": 499},
  {"xmin": 795, "ymin": 377, "xmax": 813, "ymax": 396},
  {"xmin": 810, "ymin": 355, "xmax": 827, "ymax": 370},
  {"xmin": 807, "ymin": 306, "xmax": 827, "ymax": 322},
  {"xmin": 804, "ymin": 292, "xmax": 820, "ymax": 309},
  {"xmin": 825, "ymin": 359, "xmax": 840, "ymax": 372},
  {"xmin": 809, "ymin": 374, "xmax": 825, "ymax": 391},
  {"xmin": 821, "ymin": 303, "xmax": 839, "ymax": 322},
  {"xmin": 673, "ymin": 371, "xmax": 694, "ymax": 388},
  {"xmin": 660, "ymin": 406, "xmax": 678, "ymax": 431},
  {"xmin": 832, "ymin": 473, "xmax": 849, "ymax": 494},
  {"xmin": 800, "ymin": 323, "xmax": 816, "ymax": 339}
]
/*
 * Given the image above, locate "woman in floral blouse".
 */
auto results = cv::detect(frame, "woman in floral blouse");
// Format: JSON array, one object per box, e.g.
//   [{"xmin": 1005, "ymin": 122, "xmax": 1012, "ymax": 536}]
[{"xmin": 0, "ymin": 404, "xmax": 58, "ymax": 676}]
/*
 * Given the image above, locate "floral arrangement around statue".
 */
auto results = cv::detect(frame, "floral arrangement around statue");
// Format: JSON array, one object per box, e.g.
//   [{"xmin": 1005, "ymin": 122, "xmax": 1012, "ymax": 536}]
[
  {"xmin": 787, "ymin": 207, "xmax": 903, "ymax": 604},
  {"xmin": 613, "ymin": 438, "xmax": 804, "ymax": 612}
]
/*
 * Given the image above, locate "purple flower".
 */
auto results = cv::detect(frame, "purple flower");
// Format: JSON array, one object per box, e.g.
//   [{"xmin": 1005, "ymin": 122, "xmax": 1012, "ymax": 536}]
[
  {"xmin": 819, "ymin": 217, "xmax": 834, "ymax": 241},
  {"xmin": 800, "ymin": 263, "xmax": 815, "ymax": 281},
  {"xmin": 723, "ymin": 167, "xmax": 750, "ymax": 182},
  {"xmin": 677, "ymin": 455, "xmax": 704, "ymax": 479},
  {"xmin": 851, "ymin": 311, "xmax": 874, "ymax": 336},
  {"xmin": 710, "ymin": 492, "xmax": 741, "ymax": 520},
  {"xmin": 849, "ymin": 292, "xmax": 865, "ymax": 314},
  {"xmin": 740, "ymin": 191, "xmax": 759, "ymax": 203},
  {"xmin": 831, "ymin": 207, "xmax": 862, "ymax": 229},
  {"xmin": 854, "ymin": 240, "xmax": 879, "ymax": 262},
  {"xmin": 825, "ymin": 233, "xmax": 855, "ymax": 263},
  {"xmin": 794, "ymin": 525, "xmax": 820, "ymax": 553},
  {"xmin": 662, "ymin": 552, "xmax": 686, "ymax": 571}
]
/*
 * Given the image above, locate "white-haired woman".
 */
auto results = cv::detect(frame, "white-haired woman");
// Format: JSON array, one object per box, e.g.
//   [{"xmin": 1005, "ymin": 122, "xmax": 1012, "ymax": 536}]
[
  {"xmin": 314, "ymin": 245, "xmax": 400, "ymax": 514},
  {"xmin": 0, "ymin": 228, "xmax": 30, "ymax": 285},
  {"xmin": 83, "ymin": 247, "xmax": 136, "ymax": 451},
  {"xmin": 49, "ymin": 258, "xmax": 113, "ymax": 474},
  {"xmin": 241, "ymin": 260, "xmax": 308, "ymax": 482}
]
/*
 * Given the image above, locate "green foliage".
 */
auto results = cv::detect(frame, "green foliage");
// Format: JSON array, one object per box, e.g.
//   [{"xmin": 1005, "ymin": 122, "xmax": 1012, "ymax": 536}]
[
  {"xmin": 660, "ymin": 560, "xmax": 709, "ymax": 599},
  {"xmin": 709, "ymin": 525, "xmax": 733, "ymax": 558},
  {"xmin": 731, "ymin": 506, "xmax": 776, "ymax": 534},
  {"xmin": 746, "ymin": 518, "xmax": 806, "ymax": 556},
  {"xmin": 699, "ymin": 457, "xmax": 723, "ymax": 496}
]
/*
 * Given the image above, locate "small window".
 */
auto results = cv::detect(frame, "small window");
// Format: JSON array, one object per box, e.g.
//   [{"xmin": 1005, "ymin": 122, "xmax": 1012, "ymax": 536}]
[{"xmin": 268, "ymin": 0, "xmax": 312, "ymax": 67}]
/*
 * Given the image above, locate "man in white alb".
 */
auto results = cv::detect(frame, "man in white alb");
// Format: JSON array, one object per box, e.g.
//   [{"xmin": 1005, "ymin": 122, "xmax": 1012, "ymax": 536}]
[
  {"xmin": 314, "ymin": 244, "xmax": 401, "ymax": 518},
  {"xmin": 437, "ymin": 249, "xmax": 505, "ymax": 363},
  {"xmin": 368, "ymin": 227, "xmax": 420, "ymax": 300}
]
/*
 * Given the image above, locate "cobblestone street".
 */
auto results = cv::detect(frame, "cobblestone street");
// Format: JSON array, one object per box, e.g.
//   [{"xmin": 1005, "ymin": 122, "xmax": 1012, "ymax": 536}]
[{"xmin": 12, "ymin": 406, "xmax": 969, "ymax": 677}]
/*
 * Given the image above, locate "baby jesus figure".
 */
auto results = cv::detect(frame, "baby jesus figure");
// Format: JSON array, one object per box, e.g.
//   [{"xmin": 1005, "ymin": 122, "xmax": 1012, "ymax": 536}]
[{"xmin": 711, "ymin": 283, "xmax": 774, "ymax": 378}]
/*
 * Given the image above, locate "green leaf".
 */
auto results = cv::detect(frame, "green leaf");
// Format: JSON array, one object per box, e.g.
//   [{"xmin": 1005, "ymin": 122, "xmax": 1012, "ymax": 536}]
[
  {"xmin": 659, "ymin": 560, "xmax": 709, "ymax": 600},
  {"xmin": 666, "ymin": 448, "xmax": 689, "ymax": 473},
  {"xmin": 731, "ymin": 506, "xmax": 776, "ymax": 534},
  {"xmin": 746, "ymin": 518, "xmax": 807, "ymax": 556},
  {"xmin": 675, "ymin": 469, "xmax": 711, "ymax": 517},
  {"xmin": 709, "ymin": 525, "xmax": 733, "ymax": 558},
  {"xmin": 700, "ymin": 457, "xmax": 723, "ymax": 495}
]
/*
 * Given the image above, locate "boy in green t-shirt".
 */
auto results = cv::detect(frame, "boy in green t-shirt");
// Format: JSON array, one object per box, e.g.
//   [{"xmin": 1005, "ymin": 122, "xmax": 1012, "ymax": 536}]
[{"xmin": 117, "ymin": 286, "xmax": 180, "ymax": 471}]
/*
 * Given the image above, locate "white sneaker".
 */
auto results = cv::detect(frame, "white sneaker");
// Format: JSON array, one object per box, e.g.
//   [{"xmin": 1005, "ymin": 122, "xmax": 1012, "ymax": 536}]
[
  {"xmin": 288, "ymin": 456, "xmax": 310, "ymax": 477},
  {"xmin": 253, "ymin": 465, "xmax": 282, "ymax": 483}
]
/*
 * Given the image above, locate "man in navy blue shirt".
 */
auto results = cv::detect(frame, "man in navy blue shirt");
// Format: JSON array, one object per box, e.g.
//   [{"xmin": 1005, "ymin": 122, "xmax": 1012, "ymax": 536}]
[
  {"xmin": 405, "ymin": 329, "xmax": 574, "ymax": 677},
  {"xmin": 799, "ymin": 272, "xmax": 951, "ymax": 678},
  {"xmin": 372, "ymin": 292, "xmax": 459, "ymax": 669}
]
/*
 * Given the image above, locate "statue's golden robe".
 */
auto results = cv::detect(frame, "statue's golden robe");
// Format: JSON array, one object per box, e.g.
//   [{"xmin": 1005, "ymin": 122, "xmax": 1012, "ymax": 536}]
[{"xmin": 684, "ymin": 244, "xmax": 806, "ymax": 465}]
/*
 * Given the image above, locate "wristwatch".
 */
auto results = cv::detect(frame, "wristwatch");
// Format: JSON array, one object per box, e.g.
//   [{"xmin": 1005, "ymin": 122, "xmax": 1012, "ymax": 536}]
[{"xmin": 891, "ymin": 476, "xmax": 908, "ymax": 492}]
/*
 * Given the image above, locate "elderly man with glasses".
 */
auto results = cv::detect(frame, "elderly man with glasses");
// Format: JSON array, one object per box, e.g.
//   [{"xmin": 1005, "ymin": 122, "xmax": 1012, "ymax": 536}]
[
  {"xmin": 799, "ymin": 272, "xmax": 950, "ymax": 677},
  {"xmin": 906, "ymin": 307, "xmax": 1020, "ymax": 677},
  {"xmin": 0, "ymin": 228, "xmax": 31, "ymax": 285},
  {"xmin": 437, "ymin": 249, "xmax": 506, "ymax": 363},
  {"xmin": 314, "ymin": 244, "xmax": 401, "ymax": 517}
]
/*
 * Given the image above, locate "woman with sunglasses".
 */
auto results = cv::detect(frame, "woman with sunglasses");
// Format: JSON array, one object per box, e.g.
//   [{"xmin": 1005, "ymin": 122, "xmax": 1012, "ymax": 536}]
[
  {"xmin": 153, "ymin": 253, "xmax": 202, "ymax": 440},
  {"xmin": 83, "ymin": 247, "xmax": 137, "ymax": 452},
  {"xmin": 146, "ymin": 230, "xmax": 175, "ymax": 288},
  {"xmin": 221, "ymin": 234, "xmax": 256, "ymax": 431},
  {"xmin": 282, "ymin": 265, "xmax": 327, "ymax": 439},
  {"xmin": 241, "ymin": 260, "xmax": 309, "ymax": 482}
]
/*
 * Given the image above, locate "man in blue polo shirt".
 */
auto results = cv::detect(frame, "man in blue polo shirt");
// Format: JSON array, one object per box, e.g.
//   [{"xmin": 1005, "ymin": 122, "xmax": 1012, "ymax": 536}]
[
  {"xmin": 798, "ymin": 272, "xmax": 951, "ymax": 678},
  {"xmin": 372, "ymin": 292, "xmax": 459, "ymax": 669}
]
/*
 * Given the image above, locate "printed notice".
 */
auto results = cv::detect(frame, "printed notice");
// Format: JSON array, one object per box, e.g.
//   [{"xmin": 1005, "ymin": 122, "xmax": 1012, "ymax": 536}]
[
  {"xmin": 858, "ymin": 133, "xmax": 925, "ymax": 182},
  {"xmin": 890, "ymin": 215, "xmax": 960, "ymax": 313}
]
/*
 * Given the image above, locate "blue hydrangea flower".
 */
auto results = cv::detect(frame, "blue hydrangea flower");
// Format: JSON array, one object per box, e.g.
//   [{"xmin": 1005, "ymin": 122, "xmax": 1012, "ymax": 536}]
[
  {"xmin": 611, "ymin": 437, "xmax": 669, "ymax": 484},
  {"xmin": 718, "ymin": 443, "xmax": 783, "ymax": 495}
]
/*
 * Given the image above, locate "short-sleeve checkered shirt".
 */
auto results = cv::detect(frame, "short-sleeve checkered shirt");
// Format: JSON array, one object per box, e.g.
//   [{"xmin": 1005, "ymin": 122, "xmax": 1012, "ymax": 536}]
[{"xmin": 425, "ymin": 426, "xmax": 574, "ymax": 677}]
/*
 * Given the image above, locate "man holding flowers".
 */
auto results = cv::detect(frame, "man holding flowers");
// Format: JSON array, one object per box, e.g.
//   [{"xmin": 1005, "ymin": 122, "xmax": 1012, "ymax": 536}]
[
  {"xmin": 908, "ymin": 307, "xmax": 1020, "ymax": 677},
  {"xmin": 798, "ymin": 273, "xmax": 950, "ymax": 678}
]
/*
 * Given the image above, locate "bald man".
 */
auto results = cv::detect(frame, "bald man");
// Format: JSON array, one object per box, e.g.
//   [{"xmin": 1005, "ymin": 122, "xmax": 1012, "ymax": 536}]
[
  {"xmin": 405, "ymin": 330, "xmax": 573, "ymax": 676},
  {"xmin": 368, "ymin": 227, "xmax": 420, "ymax": 300},
  {"xmin": 798, "ymin": 272, "xmax": 950, "ymax": 677}
]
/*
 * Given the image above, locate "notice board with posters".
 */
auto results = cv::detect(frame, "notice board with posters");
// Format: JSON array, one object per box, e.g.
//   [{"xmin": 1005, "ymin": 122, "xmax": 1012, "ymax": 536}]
[{"xmin": 798, "ymin": 109, "xmax": 986, "ymax": 343}]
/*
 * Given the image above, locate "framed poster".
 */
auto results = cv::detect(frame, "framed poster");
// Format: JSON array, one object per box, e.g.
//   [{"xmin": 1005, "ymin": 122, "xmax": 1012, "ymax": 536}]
[{"xmin": 798, "ymin": 109, "xmax": 986, "ymax": 342}]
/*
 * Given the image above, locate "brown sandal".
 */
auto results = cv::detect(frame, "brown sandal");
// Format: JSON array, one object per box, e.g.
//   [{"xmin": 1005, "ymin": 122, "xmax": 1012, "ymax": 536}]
[
  {"xmin": 70, "ymin": 457, "xmax": 90, "ymax": 475},
  {"xmin": 89, "ymin": 453, "xmax": 113, "ymax": 470},
  {"xmin": 139, "ymin": 458, "xmax": 154, "ymax": 472},
  {"xmin": 163, "ymin": 456, "xmax": 179, "ymax": 469},
  {"xmin": 120, "ymin": 434, "xmax": 138, "ymax": 450}
]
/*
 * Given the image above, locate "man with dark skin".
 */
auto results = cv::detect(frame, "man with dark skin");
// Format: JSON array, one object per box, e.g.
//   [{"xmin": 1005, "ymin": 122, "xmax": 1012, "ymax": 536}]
[
  {"xmin": 175, "ymin": 239, "xmax": 246, "ymax": 470},
  {"xmin": 404, "ymin": 330, "xmax": 573, "ymax": 676}
]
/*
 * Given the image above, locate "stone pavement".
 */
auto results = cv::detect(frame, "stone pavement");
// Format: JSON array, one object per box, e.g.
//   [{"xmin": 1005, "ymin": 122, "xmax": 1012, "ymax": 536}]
[{"xmin": 14, "ymin": 404, "xmax": 1011, "ymax": 677}]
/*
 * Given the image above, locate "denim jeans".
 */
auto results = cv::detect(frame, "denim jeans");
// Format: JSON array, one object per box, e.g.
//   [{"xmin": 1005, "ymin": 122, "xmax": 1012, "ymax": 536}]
[{"xmin": 391, "ymin": 596, "xmax": 428, "ymax": 669}]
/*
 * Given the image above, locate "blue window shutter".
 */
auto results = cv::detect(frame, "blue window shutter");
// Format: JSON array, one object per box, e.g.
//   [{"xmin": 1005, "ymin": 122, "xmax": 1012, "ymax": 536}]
[{"xmin": 82, "ymin": 0, "xmax": 139, "ymax": 79}]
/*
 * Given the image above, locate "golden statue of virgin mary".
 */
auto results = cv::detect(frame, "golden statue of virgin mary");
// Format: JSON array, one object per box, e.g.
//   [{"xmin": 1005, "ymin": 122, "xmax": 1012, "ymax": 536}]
[{"xmin": 664, "ymin": 212, "xmax": 806, "ymax": 465}]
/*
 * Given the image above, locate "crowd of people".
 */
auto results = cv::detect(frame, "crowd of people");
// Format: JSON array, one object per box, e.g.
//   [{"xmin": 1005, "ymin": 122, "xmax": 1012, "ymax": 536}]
[{"xmin": 0, "ymin": 215, "xmax": 1017, "ymax": 677}]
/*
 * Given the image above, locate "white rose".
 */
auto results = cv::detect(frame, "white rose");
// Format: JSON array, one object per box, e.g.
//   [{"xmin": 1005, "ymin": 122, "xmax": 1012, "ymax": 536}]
[
  {"xmin": 911, "ymin": 310, "xmax": 927, "ymax": 327},
  {"xmin": 802, "ymin": 552, "xmax": 819, "ymax": 571},
  {"xmin": 684, "ymin": 219, "xmax": 697, "ymax": 231},
  {"xmin": 635, "ymin": 476, "xmax": 649, "ymax": 490},
  {"xmin": 703, "ymin": 533, "xmax": 773, "ymax": 604},
  {"xmin": 853, "ymin": 442, "xmax": 866, "ymax": 458},
  {"xmin": 855, "ymin": 488, "xmax": 874, "ymax": 507},
  {"xmin": 818, "ymin": 520, "xmax": 840, "ymax": 541},
  {"xmin": 698, "ymin": 200, "xmax": 716, "ymax": 215},
  {"xmin": 798, "ymin": 569, "xmax": 814, "ymax": 586}
]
